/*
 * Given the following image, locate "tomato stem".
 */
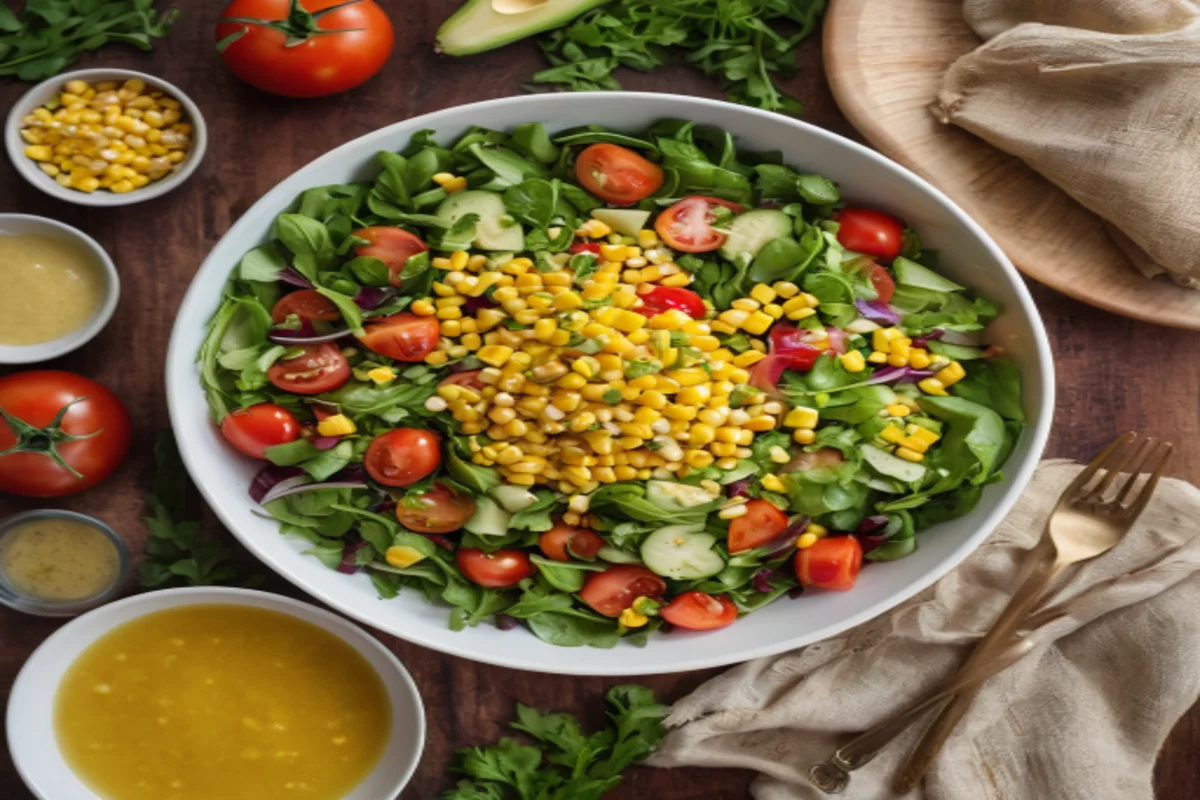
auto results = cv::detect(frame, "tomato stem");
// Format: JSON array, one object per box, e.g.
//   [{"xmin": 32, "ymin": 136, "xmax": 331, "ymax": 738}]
[
  {"xmin": 0, "ymin": 398, "xmax": 101, "ymax": 480},
  {"xmin": 216, "ymin": 0, "xmax": 366, "ymax": 52}
]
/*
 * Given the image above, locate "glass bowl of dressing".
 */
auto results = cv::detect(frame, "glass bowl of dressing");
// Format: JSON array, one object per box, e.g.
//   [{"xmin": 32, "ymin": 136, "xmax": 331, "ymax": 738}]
[
  {"xmin": 0, "ymin": 510, "xmax": 131, "ymax": 616},
  {"xmin": 0, "ymin": 214, "xmax": 119, "ymax": 364}
]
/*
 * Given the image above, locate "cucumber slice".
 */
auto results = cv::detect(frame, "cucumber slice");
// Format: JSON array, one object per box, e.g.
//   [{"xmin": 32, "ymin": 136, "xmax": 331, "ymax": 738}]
[
  {"xmin": 597, "ymin": 545, "xmax": 641, "ymax": 564},
  {"xmin": 436, "ymin": 190, "xmax": 524, "ymax": 251},
  {"xmin": 893, "ymin": 256, "xmax": 965, "ymax": 293},
  {"xmin": 490, "ymin": 484, "xmax": 538, "ymax": 512},
  {"xmin": 640, "ymin": 525, "xmax": 724, "ymax": 580},
  {"xmin": 644, "ymin": 480, "xmax": 720, "ymax": 512},
  {"xmin": 718, "ymin": 209, "xmax": 793, "ymax": 260},
  {"xmin": 591, "ymin": 208, "xmax": 651, "ymax": 236},
  {"xmin": 861, "ymin": 444, "xmax": 927, "ymax": 483},
  {"xmin": 463, "ymin": 496, "xmax": 512, "ymax": 536}
]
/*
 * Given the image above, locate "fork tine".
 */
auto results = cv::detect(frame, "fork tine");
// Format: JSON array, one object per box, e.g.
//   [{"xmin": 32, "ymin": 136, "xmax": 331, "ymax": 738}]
[
  {"xmin": 1117, "ymin": 441, "xmax": 1173, "ymax": 517},
  {"xmin": 1061, "ymin": 432, "xmax": 1136, "ymax": 500},
  {"xmin": 1105, "ymin": 437, "xmax": 1158, "ymax": 504},
  {"xmin": 1085, "ymin": 435, "xmax": 1150, "ymax": 501}
]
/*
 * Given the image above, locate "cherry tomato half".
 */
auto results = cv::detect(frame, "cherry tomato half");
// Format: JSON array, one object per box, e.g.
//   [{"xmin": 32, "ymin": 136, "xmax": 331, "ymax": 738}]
[
  {"xmin": 270, "ymin": 289, "xmax": 340, "ymax": 324},
  {"xmin": 364, "ymin": 428, "xmax": 441, "ymax": 487},
  {"xmin": 655, "ymin": 196, "xmax": 744, "ymax": 253},
  {"xmin": 456, "ymin": 548, "xmax": 535, "ymax": 588},
  {"xmin": 574, "ymin": 144, "xmax": 664, "ymax": 206},
  {"xmin": 660, "ymin": 591, "xmax": 738, "ymax": 631},
  {"xmin": 580, "ymin": 565, "xmax": 667, "ymax": 618},
  {"xmin": 0, "ymin": 371, "xmax": 131, "ymax": 498},
  {"xmin": 216, "ymin": 0, "xmax": 394, "ymax": 98},
  {"xmin": 266, "ymin": 343, "xmax": 351, "ymax": 395},
  {"xmin": 220, "ymin": 403, "xmax": 300, "ymax": 460},
  {"xmin": 357, "ymin": 313, "xmax": 439, "ymax": 362},
  {"xmin": 539, "ymin": 524, "xmax": 605, "ymax": 562},
  {"xmin": 795, "ymin": 536, "xmax": 863, "ymax": 592},
  {"xmin": 727, "ymin": 499, "xmax": 790, "ymax": 553},
  {"xmin": 396, "ymin": 482, "xmax": 476, "ymax": 534},
  {"xmin": 769, "ymin": 323, "xmax": 826, "ymax": 371},
  {"xmin": 637, "ymin": 285, "xmax": 707, "ymax": 319},
  {"xmin": 353, "ymin": 226, "xmax": 428, "ymax": 287},
  {"xmin": 833, "ymin": 208, "xmax": 904, "ymax": 261},
  {"xmin": 569, "ymin": 241, "xmax": 603, "ymax": 255}
]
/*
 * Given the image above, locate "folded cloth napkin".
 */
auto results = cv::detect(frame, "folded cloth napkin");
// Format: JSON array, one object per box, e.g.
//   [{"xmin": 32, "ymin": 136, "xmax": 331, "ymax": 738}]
[
  {"xmin": 931, "ymin": 0, "xmax": 1200, "ymax": 288},
  {"xmin": 649, "ymin": 460, "xmax": 1200, "ymax": 799}
]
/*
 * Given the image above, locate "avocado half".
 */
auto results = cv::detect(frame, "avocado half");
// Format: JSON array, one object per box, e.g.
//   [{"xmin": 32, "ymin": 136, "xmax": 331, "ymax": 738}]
[{"xmin": 437, "ymin": 0, "xmax": 612, "ymax": 56}]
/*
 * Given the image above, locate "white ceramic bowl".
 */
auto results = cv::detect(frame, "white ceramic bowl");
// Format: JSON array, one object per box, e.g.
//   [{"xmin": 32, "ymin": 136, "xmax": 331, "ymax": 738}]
[
  {"xmin": 5, "ymin": 68, "xmax": 207, "ymax": 207},
  {"xmin": 166, "ymin": 93, "xmax": 1055, "ymax": 675},
  {"xmin": 6, "ymin": 587, "xmax": 425, "ymax": 800},
  {"xmin": 0, "ymin": 214, "xmax": 119, "ymax": 363}
]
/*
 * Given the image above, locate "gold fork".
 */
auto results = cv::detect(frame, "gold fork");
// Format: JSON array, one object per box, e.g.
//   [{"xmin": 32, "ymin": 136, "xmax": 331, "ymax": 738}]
[
  {"xmin": 891, "ymin": 432, "xmax": 1173, "ymax": 793},
  {"xmin": 807, "ymin": 432, "xmax": 1173, "ymax": 794}
]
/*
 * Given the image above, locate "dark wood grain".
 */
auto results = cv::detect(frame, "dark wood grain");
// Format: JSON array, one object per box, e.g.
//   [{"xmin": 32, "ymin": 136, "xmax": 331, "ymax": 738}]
[{"xmin": 2, "ymin": 4, "xmax": 1198, "ymax": 798}]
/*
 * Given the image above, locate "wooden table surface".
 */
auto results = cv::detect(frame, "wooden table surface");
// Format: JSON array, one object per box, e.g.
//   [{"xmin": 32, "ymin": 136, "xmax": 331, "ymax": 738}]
[{"xmin": 2, "ymin": 3, "xmax": 1198, "ymax": 798}]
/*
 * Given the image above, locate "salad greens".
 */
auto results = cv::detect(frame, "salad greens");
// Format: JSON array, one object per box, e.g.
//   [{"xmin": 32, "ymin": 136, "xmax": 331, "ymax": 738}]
[
  {"xmin": 441, "ymin": 685, "xmax": 668, "ymax": 800},
  {"xmin": 199, "ymin": 118, "xmax": 1023, "ymax": 648},
  {"xmin": 532, "ymin": 0, "xmax": 828, "ymax": 116}
]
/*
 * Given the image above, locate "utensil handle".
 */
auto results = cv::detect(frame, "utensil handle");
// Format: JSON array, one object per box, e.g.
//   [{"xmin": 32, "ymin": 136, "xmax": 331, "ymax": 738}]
[
  {"xmin": 892, "ymin": 548, "xmax": 1065, "ymax": 793},
  {"xmin": 829, "ymin": 636, "xmax": 1035, "ymax": 771}
]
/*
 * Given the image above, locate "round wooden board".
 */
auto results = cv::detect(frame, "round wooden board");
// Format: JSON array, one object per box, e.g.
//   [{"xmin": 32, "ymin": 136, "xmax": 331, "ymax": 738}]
[{"xmin": 823, "ymin": 0, "xmax": 1200, "ymax": 329}]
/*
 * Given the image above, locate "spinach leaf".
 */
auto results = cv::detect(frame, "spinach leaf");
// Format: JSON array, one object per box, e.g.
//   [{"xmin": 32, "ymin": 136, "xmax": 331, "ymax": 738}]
[
  {"xmin": 238, "ymin": 244, "xmax": 288, "ymax": 283},
  {"xmin": 276, "ymin": 214, "xmax": 336, "ymax": 280}
]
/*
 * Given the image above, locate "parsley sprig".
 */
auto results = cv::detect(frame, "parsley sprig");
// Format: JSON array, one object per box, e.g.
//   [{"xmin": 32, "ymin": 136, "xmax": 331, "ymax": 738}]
[
  {"xmin": 531, "ymin": 0, "xmax": 828, "ymax": 116},
  {"xmin": 442, "ymin": 685, "xmax": 669, "ymax": 800},
  {"xmin": 138, "ymin": 431, "xmax": 260, "ymax": 589},
  {"xmin": 0, "ymin": 0, "xmax": 178, "ymax": 81}
]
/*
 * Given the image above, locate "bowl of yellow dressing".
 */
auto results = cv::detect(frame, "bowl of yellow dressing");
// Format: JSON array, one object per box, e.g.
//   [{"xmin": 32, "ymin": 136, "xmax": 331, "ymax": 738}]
[
  {"xmin": 7, "ymin": 588, "xmax": 425, "ymax": 800},
  {"xmin": 0, "ymin": 510, "xmax": 130, "ymax": 616},
  {"xmin": 0, "ymin": 214, "xmax": 119, "ymax": 364}
]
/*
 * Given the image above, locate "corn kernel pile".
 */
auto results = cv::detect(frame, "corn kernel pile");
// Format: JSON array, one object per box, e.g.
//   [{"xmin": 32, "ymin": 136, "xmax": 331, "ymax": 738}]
[
  {"xmin": 411, "ymin": 218, "xmax": 965, "ymax": 496},
  {"xmin": 20, "ymin": 78, "xmax": 193, "ymax": 195}
]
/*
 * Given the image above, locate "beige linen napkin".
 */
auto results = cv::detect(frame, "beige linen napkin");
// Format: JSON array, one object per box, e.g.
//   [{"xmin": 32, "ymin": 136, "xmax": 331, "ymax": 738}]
[
  {"xmin": 931, "ymin": 0, "xmax": 1200, "ymax": 287},
  {"xmin": 649, "ymin": 460, "xmax": 1200, "ymax": 799}
]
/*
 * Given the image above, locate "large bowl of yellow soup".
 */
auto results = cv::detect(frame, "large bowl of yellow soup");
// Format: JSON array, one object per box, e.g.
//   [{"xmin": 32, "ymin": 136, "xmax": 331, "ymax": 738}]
[{"xmin": 6, "ymin": 588, "xmax": 425, "ymax": 800}]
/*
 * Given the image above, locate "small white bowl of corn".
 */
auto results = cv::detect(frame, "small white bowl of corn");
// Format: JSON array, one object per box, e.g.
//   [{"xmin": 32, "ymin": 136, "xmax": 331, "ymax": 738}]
[{"xmin": 5, "ymin": 68, "xmax": 207, "ymax": 207}]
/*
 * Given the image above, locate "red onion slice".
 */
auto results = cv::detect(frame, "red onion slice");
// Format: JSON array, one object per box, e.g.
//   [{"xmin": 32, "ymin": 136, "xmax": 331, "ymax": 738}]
[
  {"xmin": 311, "ymin": 435, "xmax": 341, "ymax": 451},
  {"xmin": 752, "ymin": 569, "xmax": 775, "ymax": 593},
  {"xmin": 763, "ymin": 516, "xmax": 810, "ymax": 555},
  {"xmin": 268, "ymin": 328, "xmax": 352, "ymax": 345},
  {"xmin": 338, "ymin": 541, "xmax": 368, "ymax": 574},
  {"xmin": 354, "ymin": 286, "xmax": 396, "ymax": 310},
  {"xmin": 279, "ymin": 267, "xmax": 315, "ymax": 288},
  {"xmin": 249, "ymin": 465, "xmax": 306, "ymax": 503},
  {"xmin": 854, "ymin": 298, "xmax": 901, "ymax": 326}
]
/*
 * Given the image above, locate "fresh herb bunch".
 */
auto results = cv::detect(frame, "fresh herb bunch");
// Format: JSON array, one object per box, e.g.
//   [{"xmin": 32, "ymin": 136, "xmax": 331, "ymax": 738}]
[
  {"xmin": 139, "ymin": 431, "xmax": 260, "ymax": 589},
  {"xmin": 0, "ymin": 0, "xmax": 178, "ymax": 81},
  {"xmin": 442, "ymin": 685, "xmax": 668, "ymax": 800},
  {"xmin": 532, "ymin": 0, "xmax": 828, "ymax": 115}
]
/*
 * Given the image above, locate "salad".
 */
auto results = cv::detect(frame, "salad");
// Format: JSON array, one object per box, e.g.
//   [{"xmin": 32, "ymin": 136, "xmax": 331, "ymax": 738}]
[{"xmin": 198, "ymin": 120, "xmax": 1023, "ymax": 648}]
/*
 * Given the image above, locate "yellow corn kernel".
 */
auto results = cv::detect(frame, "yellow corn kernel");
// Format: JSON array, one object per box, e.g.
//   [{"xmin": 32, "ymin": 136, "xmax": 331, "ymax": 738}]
[
  {"xmin": 662, "ymin": 404, "xmax": 697, "ymax": 422},
  {"xmin": 788, "ymin": 307, "xmax": 817, "ymax": 322},
  {"xmin": 731, "ymin": 298, "xmax": 760, "ymax": 313},
  {"xmin": 316, "ymin": 414, "xmax": 356, "ymax": 437},
  {"xmin": 109, "ymin": 179, "xmax": 135, "ymax": 194},
  {"xmin": 742, "ymin": 415, "xmax": 775, "ymax": 432},
  {"xmin": 610, "ymin": 309, "xmax": 646, "ymax": 333},
  {"xmin": 895, "ymin": 447, "xmax": 925, "ymax": 463},
  {"xmin": 555, "ymin": 372, "xmax": 584, "ymax": 391},
  {"xmin": 840, "ymin": 350, "xmax": 867, "ymax": 373},
  {"xmin": 411, "ymin": 299, "xmax": 436, "ymax": 316},
  {"xmin": 793, "ymin": 428, "xmax": 816, "ymax": 445},
  {"xmin": 909, "ymin": 348, "xmax": 932, "ymax": 370},
  {"xmin": 879, "ymin": 425, "xmax": 906, "ymax": 444},
  {"xmin": 726, "ymin": 350, "xmax": 763, "ymax": 370},
  {"xmin": 866, "ymin": 351, "xmax": 888, "ymax": 364},
  {"xmin": 367, "ymin": 367, "xmax": 396, "ymax": 385},
  {"xmin": 436, "ymin": 305, "xmax": 462, "ymax": 320},
  {"xmin": 749, "ymin": 284, "xmax": 777, "ymax": 305},
  {"xmin": 935, "ymin": 361, "xmax": 967, "ymax": 386},
  {"xmin": 797, "ymin": 533, "xmax": 819, "ymax": 549},
  {"xmin": 909, "ymin": 426, "xmax": 940, "ymax": 447},
  {"xmin": 688, "ymin": 424, "xmax": 717, "ymax": 447},
  {"xmin": 784, "ymin": 407, "xmax": 819, "ymax": 429},
  {"xmin": 677, "ymin": 384, "xmax": 713, "ymax": 407},
  {"xmin": 618, "ymin": 606, "xmax": 648, "ymax": 628},
  {"xmin": 24, "ymin": 145, "xmax": 53, "ymax": 161},
  {"xmin": 741, "ymin": 310, "xmax": 773, "ymax": 335},
  {"xmin": 386, "ymin": 545, "xmax": 426, "ymax": 569},
  {"xmin": 761, "ymin": 474, "xmax": 788, "ymax": 493},
  {"xmin": 919, "ymin": 377, "xmax": 949, "ymax": 396},
  {"xmin": 636, "ymin": 390, "xmax": 667, "ymax": 410},
  {"xmin": 477, "ymin": 345, "xmax": 514, "ymax": 367},
  {"xmin": 461, "ymin": 332, "xmax": 482, "ymax": 350},
  {"xmin": 665, "ymin": 368, "xmax": 708, "ymax": 387}
]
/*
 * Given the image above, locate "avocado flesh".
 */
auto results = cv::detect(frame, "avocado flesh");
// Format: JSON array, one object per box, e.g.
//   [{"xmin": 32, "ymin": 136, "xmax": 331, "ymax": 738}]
[{"xmin": 437, "ymin": 0, "xmax": 611, "ymax": 56}]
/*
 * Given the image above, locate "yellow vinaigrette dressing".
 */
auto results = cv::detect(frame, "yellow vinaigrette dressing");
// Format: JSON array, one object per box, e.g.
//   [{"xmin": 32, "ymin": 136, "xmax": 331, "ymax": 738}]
[
  {"xmin": 0, "ymin": 518, "xmax": 118, "ymax": 602},
  {"xmin": 0, "ymin": 232, "xmax": 105, "ymax": 345},
  {"xmin": 56, "ymin": 605, "xmax": 391, "ymax": 800}
]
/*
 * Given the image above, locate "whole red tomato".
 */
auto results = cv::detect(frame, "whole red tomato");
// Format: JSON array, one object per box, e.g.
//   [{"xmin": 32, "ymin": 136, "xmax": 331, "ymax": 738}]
[
  {"xmin": 0, "ymin": 372, "xmax": 132, "ymax": 497},
  {"xmin": 216, "ymin": 0, "xmax": 394, "ymax": 98}
]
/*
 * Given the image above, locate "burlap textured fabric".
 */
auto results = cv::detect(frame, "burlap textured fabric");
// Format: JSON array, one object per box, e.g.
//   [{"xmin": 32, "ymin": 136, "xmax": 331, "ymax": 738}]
[
  {"xmin": 931, "ymin": 0, "xmax": 1200, "ymax": 287},
  {"xmin": 649, "ymin": 460, "xmax": 1200, "ymax": 799}
]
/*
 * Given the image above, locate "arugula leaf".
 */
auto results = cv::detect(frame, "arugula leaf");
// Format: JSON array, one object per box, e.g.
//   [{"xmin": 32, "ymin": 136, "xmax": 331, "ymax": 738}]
[{"xmin": 509, "ymin": 489, "xmax": 559, "ymax": 532}]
